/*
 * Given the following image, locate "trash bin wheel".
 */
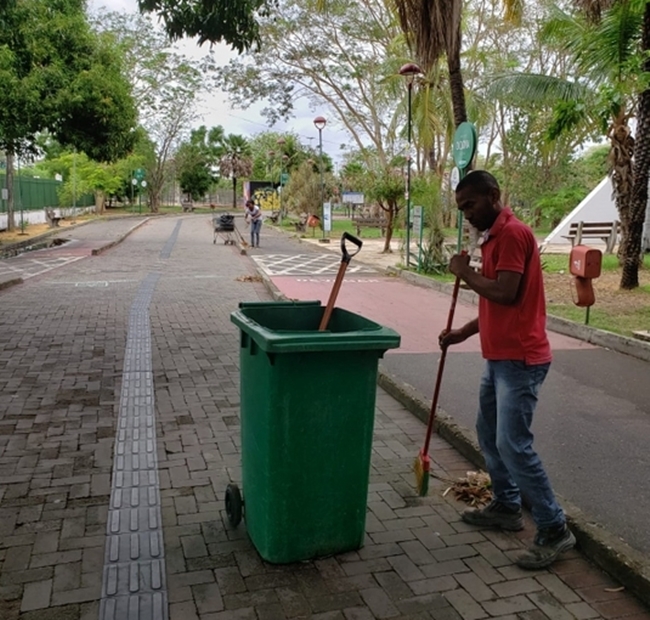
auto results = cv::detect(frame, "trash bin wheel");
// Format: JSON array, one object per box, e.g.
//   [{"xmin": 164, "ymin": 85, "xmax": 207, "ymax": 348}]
[{"xmin": 225, "ymin": 484, "xmax": 243, "ymax": 527}]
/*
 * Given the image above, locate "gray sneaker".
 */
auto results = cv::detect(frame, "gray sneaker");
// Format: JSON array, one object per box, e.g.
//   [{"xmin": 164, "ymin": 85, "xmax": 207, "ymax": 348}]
[
  {"xmin": 461, "ymin": 499, "xmax": 524, "ymax": 531},
  {"xmin": 515, "ymin": 524, "xmax": 576, "ymax": 569}
]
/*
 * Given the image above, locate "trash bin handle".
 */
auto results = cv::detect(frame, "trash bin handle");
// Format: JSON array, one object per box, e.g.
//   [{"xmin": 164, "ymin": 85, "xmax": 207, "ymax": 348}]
[{"xmin": 341, "ymin": 232, "xmax": 362, "ymax": 264}]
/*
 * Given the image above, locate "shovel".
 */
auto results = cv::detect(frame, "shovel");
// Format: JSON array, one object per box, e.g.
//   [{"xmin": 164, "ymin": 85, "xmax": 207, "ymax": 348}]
[{"xmin": 318, "ymin": 232, "xmax": 363, "ymax": 331}]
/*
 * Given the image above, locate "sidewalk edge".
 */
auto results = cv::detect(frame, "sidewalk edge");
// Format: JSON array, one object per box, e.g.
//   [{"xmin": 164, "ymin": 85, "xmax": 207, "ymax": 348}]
[
  {"xmin": 0, "ymin": 277, "xmax": 23, "ymax": 292},
  {"xmin": 377, "ymin": 365, "xmax": 650, "ymax": 608},
  {"xmin": 91, "ymin": 218, "xmax": 150, "ymax": 256},
  {"xmin": 393, "ymin": 268, "xmax": 650, "ymax": 363}
]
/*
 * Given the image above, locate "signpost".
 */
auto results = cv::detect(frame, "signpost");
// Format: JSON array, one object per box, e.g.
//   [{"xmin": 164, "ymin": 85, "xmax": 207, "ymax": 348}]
[
  {"xmin": 451, "ymin": 122, "xmax": 477, "ymax": 252},
  {"xmin": 132, "ymin": 169, "xmax": 146, "ymax": 214},
  {"xmin": 411, "ymin": 205, "xmax": 424, "ymax": 271},
  {"xmin": 323, "ymin": 202, "xmax": 332, "ymax": 233},
  {"xmin": 139, "ymin": 180, "xmax": 147, "ymax": 214}
]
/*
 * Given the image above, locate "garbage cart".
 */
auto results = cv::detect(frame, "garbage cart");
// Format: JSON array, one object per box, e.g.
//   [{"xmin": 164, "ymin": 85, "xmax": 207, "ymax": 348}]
[{"xmin": 228, "ymin": 300, "xmax": 400, "ymax": 564}]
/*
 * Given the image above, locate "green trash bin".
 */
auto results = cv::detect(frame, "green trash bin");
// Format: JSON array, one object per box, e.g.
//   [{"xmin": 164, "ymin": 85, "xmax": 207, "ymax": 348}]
[{"xmin": 228, "ymin": 300, "xmax": 401, "ymax": 564}]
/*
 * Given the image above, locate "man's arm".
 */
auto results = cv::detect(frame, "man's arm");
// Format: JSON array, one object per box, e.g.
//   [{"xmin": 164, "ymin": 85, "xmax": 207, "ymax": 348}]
[{"xmin": 449, "ymin": 255, "xmax": 521, "ymax": 305}]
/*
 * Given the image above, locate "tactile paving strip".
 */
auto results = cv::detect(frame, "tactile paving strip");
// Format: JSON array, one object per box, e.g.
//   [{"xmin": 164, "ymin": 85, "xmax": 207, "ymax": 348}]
[
  {"xmin": 99, "ymin": 273, "xmax": 168, "ymax": 620},
  {"xmin": 159, "ymin": 221, "xmax": 182, "ymax": 259}
]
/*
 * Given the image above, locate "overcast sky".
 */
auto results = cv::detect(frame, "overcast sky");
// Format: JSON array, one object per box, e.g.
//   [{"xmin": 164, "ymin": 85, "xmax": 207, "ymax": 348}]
[{"xmin": 88, "ymin": 0, "xmax": 348, "ymax": 164}]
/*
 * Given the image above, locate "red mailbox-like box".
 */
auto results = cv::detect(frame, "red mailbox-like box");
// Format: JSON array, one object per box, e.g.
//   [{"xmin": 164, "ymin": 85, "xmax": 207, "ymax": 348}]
[{"xmin": 570, "ymin": 245, "xmax": 602, "ymax": 279}]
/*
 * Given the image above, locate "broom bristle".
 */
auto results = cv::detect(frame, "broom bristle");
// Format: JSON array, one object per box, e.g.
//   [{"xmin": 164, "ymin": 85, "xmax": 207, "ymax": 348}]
[{"xmin": 413, "ymin": 454, "xmax": 430, "ymax": 497}]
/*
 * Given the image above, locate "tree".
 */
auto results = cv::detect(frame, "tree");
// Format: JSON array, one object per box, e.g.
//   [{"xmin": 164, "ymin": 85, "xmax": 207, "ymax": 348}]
[
  {"xmin": 0, "ymin": 0, "xmax": 137, "ymax": 230},
  {"xmin": 364, "ymin": 164, "xmax": 405, "ymax": 253},
  {"xmin": 215, "ymin": 0, "xmax": 404, "ymax": 169},
  {"xmin": 488, "ymin": 0, "xmax": 647, "ymax": 287},
  {"xmin": 622, "ymin": 0, "xmax": 650, "ymax": 288},
  {"xmin": 176, "ymin": 126, "xmax": 225, "ymax": 201},
  {"xmin": 137, "ymin": 0, "xmax": 268, "ymax": 51},
  {"xmin": 392, "ymin": 0, "xmax": 468, "ymax": 128},
  {"xmin": 94, "ymin": 11, "xmax": 212, "ymax": 211},
  {"xmin": 283, "ymin": 160, "xmax": 327, "ymax": 218},
  {"xmin": 219, "ymin": 135, "xmax": 253, "ymax": 210}
]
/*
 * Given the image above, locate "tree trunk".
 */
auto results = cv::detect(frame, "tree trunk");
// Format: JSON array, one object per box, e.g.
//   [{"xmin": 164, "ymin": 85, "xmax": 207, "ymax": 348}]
[
  {"xmin": 95, "ymin": 191, "xmax": 106, "ymax": 214},
  {"xmin": 383, "ymin": 204, "xmax": 395, "ymax": 253},
  {"xmin": 608, "ymin": 115, "xmax": 635, "ymax": 264},
  {"xmin": 5, "ymin": 150, "xmax": 15, "ymax": 232},
  {"xmin": 232, "ymin": 177, "xmax": 237, "ymax": 210},
  {"xmin": 446, "ymin": 9, "xmax": 467, "ymax": 129},
  {"xmin": 621, "ymin": 3, "xmax": 650, "ymax": 289}
]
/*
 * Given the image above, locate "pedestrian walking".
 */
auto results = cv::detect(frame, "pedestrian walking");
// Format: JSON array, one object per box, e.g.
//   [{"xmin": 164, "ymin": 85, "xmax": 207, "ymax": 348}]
[
  {"xmin": 244, "ymin": 199, "xmax": 262, "ymax": 248},
  {"xmin": 439, "ymin": 170, "xmax": 575, "ymax": 569}
]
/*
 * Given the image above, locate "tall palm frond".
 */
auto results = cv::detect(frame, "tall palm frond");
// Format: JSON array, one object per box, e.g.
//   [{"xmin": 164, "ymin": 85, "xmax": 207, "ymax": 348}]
[
  {"xmin": 487, "ymin": 73, "xmax": 590, "ymax": 105},
  {"xmin": 542, "ymin": 3, "xmax": 643, "ymax": 82}
]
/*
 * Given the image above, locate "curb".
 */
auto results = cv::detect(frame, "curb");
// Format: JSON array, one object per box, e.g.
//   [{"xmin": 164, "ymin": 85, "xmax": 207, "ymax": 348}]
[
  {"xmin": 0, "ymin": 277, "xmax": 23, "ymax": 292},
  {"xmin": 0, "ymin": 217, "xmax": 150, "ymax": 289},
  {"xmin": 91, "ymin": 218, "xmax": 150, "ymax": 256},
  {"xmin": 377, "ymin": 367, "xmax": 650, "ymax": 608},
  {"xmin": 251, "ymin": 250, "xmax": 650, "ymax": 608},
  {"xmin": 391, "ymin": 267, "xmax": 650, "ymax": 364}
]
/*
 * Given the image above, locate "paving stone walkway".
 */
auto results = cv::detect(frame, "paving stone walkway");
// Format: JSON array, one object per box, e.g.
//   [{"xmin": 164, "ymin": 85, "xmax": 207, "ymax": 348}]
[{"xmin": 0, "ymin": 215, "xmax": 648, "ymax": 619}]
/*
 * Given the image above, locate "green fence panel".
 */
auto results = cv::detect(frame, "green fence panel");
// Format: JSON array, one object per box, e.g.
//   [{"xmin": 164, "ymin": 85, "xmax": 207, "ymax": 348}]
[{"xmin": 0, "ymin": 174, "xmax": 95, "ymax": 212}]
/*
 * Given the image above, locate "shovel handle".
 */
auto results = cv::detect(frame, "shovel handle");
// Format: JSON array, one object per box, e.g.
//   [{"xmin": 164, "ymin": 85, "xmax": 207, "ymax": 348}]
[
  {"xmin": 318, "ymin": 233, "xmax": 363, "ymax": 331},
  {"xmin": 341, "ymin": 232, "xmax": 362, "ymax": 264}
]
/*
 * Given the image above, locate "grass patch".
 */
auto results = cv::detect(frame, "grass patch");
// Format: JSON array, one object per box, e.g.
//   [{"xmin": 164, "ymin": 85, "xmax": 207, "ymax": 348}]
[
  {"xmin": 542, "ymin": 252, "xmax": 650, "ymax": 274},
  {"xmin": 548, "ymin": 303, "xmax": 650, "ymax": 336}
]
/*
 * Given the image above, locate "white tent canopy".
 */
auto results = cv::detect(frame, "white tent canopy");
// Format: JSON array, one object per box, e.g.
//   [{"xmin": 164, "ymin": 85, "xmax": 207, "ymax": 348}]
[
  {"xmin": 542, "ymin": 176, "xmax": 650, "ymax": 251},
  {"xmin": 542, "ymin": 177, "xmax": 618, "ymax": 246}
]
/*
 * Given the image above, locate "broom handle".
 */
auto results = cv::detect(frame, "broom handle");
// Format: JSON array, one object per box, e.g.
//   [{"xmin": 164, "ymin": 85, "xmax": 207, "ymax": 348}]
[{"xmin": 422, "ymin": 273, "xmax": 462, "ymax": 457}]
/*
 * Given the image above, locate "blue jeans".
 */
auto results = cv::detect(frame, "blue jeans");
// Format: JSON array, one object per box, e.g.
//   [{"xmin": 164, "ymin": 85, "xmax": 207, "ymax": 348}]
[
  {"xmin": 477, "ymin": 360, "xmax": 564, "ymax": 530},
  {"xmin": 250, "ymin": 219, "xmax": 261, "ymax": 246}
]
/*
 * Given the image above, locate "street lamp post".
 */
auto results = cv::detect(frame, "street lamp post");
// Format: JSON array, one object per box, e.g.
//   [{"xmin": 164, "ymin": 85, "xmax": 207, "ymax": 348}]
[
  {"xmin": 281, "ymin": 154, "xmax": 288, "ymax": 221},
  {"xmin": 399, "ymin": 62, "xmax": 423, "ymax": 269},
  {"xmin": 313, "ymin": 116, "xmax": 328, "ymax": 243},
  {"xmin": 277, "ymin": 138, "xmax": 286, "ymax": 222}
]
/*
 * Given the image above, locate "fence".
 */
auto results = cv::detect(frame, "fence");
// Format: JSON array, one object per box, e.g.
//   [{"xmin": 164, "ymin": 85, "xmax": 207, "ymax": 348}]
[{"xmin": 0, "ymin": 174, "xmax": 94, "ymax": 212}]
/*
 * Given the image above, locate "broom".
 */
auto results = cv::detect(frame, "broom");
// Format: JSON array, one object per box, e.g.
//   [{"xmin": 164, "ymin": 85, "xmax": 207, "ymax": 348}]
[{"xmin": 414, "ymin": 269, "xmax": 463, "ymax": 496}]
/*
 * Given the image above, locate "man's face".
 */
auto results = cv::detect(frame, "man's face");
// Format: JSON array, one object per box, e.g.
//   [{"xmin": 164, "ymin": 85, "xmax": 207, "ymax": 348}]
[{"xmin": 455, "ymin": 186, "xmax": 499, "ymax": 232}]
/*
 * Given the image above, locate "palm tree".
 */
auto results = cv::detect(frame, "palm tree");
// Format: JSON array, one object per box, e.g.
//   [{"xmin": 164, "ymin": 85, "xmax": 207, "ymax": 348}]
[
  {"xmin": 391, "ymin": 0, "xmax": 522, "ymax": 131},
  {"xmin": 219, "ymin": 134, "xmax": 253, "ymax": 210},
  {"xmin": 621, "ymin": 1, "xmax": 650, "ymax": 289},
  {"xmin": 489, "ymin": 0, "xmax": 647, "ymax": 288},
  {"xmin": 392, "ymin": 1, "xmax": 467, "ymax": 129}
]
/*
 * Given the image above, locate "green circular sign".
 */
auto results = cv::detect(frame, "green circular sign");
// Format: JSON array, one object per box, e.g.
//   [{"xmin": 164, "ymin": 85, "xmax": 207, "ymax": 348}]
[{"xmin": 452, "ymin": 122, "xmax": 477, "ymax": 170}]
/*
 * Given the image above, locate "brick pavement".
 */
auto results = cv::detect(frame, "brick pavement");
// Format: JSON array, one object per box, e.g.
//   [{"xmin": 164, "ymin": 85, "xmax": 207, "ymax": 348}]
[{"xmin": 0, "ymin": 215, "xmax": 648, "ymax": 619}]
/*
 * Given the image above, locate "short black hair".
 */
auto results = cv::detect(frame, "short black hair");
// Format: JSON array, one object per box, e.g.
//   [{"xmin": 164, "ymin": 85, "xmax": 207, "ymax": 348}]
[{"xmin": 456, "ymin": 170, "xmax": 500, "ymax": 195}]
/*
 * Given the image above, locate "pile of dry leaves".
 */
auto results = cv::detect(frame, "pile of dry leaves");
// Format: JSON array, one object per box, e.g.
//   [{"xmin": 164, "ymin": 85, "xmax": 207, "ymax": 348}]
[{"xmin": 442, "ymin": 470, "xmax": 493, "ymax": 507}]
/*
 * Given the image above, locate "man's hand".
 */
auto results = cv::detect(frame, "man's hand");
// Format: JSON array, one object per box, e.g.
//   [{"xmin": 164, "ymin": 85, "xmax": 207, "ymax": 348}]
[
  {"xmin": 438, "ymin": 318, "xmax": 479, "ymax": 350},
  {"xmin": 438, "ymin": 328, "xmax": 467, "ymax": 350},
  {"xmin": 449, "ymin": 252, "xmax": 471, "ymax": 277}
]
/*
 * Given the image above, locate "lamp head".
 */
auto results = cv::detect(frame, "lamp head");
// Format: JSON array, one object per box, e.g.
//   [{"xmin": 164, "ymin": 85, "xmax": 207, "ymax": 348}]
[
  {"xmin": 398, "ymin": 62, "xmax": 423, "ymax": 84},
  {"xmin": 313, "ymin": 116, "xmax": 327, "ymax": 131}
]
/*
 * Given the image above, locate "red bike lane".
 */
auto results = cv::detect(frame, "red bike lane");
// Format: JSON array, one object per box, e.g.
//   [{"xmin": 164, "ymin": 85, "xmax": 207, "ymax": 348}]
[{"xmin": 270, "ymin": 273, "xmax": 595, "ymax": 354}]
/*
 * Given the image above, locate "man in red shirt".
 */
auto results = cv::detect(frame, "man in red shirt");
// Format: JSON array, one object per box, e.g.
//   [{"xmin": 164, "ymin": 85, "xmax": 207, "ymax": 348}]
[{"xmin": 440, "ymin": 170, "xmax": 575, "ymax": 569}]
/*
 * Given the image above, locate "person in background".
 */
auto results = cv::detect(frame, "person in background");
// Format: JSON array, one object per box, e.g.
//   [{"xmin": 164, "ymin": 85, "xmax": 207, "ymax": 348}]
[
  {"xmin": 439, "ymin": 170, "xmax": 575, "ymax": 569},
  {"xmin": 244, "ymin": 199, "xmax": 262, "ymax": 248}
]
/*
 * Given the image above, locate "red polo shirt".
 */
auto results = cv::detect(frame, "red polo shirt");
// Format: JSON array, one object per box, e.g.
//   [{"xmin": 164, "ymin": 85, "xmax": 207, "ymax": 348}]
[{"xmin": 479, "ymin": 208, "xmax": 552, "ymax": 364}]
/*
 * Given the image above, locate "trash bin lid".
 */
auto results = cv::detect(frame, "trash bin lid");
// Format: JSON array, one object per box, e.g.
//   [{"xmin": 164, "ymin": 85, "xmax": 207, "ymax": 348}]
[{"xmin": 231, "ymin": 301, "xmax": 400, "ymax": 353}]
